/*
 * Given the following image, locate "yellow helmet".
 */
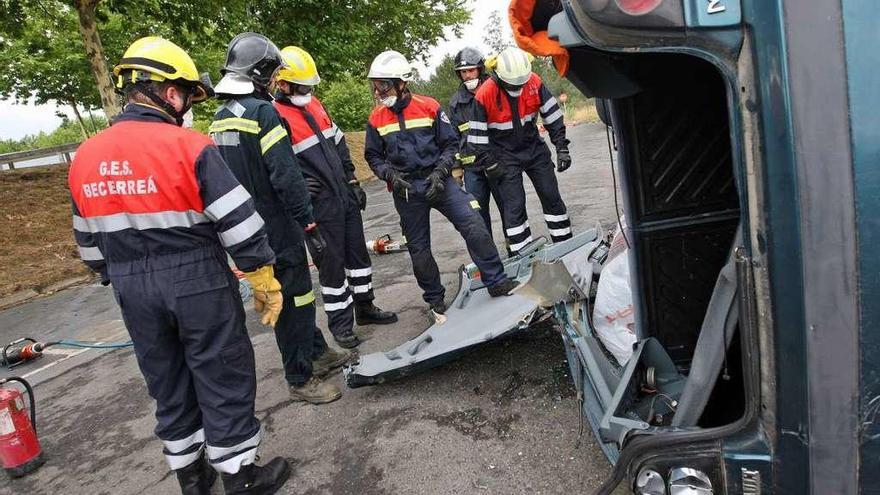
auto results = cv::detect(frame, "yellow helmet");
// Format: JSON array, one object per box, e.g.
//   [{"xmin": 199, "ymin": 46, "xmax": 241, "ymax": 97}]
[
  {"xmin": 113, "ymin": 36, "xmax": 209, "ymax": 102},
  {"xmin": 490, "ymin": 47, "xmax": 534, "ymax": 87},
  {"xmin": 277, "ymin": 46, "xmax": 321, "ymax": 86}
]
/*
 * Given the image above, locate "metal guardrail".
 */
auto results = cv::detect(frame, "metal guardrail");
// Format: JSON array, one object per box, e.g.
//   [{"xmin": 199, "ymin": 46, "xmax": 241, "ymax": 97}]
[{"xmin": 0, "ymin": 142, "xmax": 80, "ymax": 171}]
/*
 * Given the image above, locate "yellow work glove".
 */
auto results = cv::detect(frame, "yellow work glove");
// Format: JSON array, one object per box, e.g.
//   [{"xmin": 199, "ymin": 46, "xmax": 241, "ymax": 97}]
[{"xmin": 243, "ymin": 266, "xmax": 283, "ymax": 327}]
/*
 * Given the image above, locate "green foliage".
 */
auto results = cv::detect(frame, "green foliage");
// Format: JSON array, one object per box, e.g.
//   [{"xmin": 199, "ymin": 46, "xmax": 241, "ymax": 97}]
[
  {"xmin": 319, "ymin": 73, "xmax": 376, "ymax": 132},
  {"xmin": 410, "ymin": 55, "xmax": 462, "ymax": 108}
]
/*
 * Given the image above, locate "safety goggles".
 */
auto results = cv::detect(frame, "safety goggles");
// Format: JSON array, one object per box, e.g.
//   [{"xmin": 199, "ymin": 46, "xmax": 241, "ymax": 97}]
[{"xmin": 371, "ymin": 79, "xmax": 396, "ymax": 96}]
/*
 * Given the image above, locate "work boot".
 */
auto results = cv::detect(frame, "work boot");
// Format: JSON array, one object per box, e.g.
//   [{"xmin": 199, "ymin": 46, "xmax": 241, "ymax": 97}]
[
  {"xmin": 333, "ymin": 330, "xmax": 361, "ymax": 349},
  {"xmin": 312, "ymin": 346, "xmax": 352, "ymax": 378},
  {"xmin": 429, "ymin": 300, "xmax": 447, "ymax": 315},
  {"xmin": 175, "ymin": 453, "xmax": 216, "ymax": 495},
  {"xmin": 355, "ymin": 301, "xmax": 398, "ymax": 325},
  {"xmin": 290, "ymin": 376, "xmax": 342, "ymax": 404},
  {"xmin": 220, "ymin": 457, "xmax": 290, "ymax": 495},
  {"xmin": 487, "ymin": 278, "xmax": 520, "ymax": 297}
]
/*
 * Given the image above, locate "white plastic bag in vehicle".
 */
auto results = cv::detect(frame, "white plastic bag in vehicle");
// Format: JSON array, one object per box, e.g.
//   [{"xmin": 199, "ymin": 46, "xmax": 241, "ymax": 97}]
[{"xmin": 593, "ymin": 249, "xmax": 636, "ymax": 366}]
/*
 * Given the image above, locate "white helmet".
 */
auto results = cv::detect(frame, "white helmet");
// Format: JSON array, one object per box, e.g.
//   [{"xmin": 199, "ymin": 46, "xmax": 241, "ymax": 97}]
[
  {"xmin": 368, "ymin": 50, "xmax": 414, "ymax": 81},
  {"xmin": 494, "ymin": 46, "xmax": 532, "ymax": 87}
]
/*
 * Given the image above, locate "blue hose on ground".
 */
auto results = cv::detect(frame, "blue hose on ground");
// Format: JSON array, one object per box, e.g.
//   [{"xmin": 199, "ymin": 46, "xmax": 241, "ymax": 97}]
[{"xmin": 54, "ymin": 339, "xmax": 133, "ymax": 349}]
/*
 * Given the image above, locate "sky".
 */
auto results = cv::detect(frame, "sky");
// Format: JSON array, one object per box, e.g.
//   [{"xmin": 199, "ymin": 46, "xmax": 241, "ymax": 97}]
[{"xmin": 0, "ymin": 0, "xmax": 512, "ymax": 141}]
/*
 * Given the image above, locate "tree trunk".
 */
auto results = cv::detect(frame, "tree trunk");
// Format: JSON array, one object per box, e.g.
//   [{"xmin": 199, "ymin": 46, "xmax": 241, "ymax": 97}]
[
  {"xmin": 68, "ymin": 101, "xmax": 90, "ymax": 140},
  {"xmin": 73, "ymin": 0, "xmax": 121, "ymax": 119}
]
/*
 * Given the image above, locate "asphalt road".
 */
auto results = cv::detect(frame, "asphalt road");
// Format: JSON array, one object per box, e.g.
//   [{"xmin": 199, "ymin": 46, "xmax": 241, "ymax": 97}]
[{"xmin": 0, "ymin": 122, "xmax": 626, "ymax": 494}]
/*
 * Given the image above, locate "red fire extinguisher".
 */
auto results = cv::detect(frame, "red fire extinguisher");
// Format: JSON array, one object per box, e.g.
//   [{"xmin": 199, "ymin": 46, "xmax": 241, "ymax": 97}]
[{"xmin": 0, "ymin": 377, "xmax": 43, "ymax": 478}]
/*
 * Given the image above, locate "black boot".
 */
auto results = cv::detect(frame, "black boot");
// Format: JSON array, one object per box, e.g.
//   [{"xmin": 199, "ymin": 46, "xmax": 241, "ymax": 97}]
[
  {"xmin": 221, "ymin": 457, "xmax": 291, "ymax": 495},
  {"xmin": 355, "ymin": 302, "xmax": 398, "ymax": 325},
  {"xmin": 487, "ymin": 278, "xmax": 520, "ymax": 297},
  {"xmin": 333, "ymin": 329, "xmax": 361, "ymax": 349},
  {"xmin": 175, "ymin": 453, "xmax": 217, "ymax": 495}
]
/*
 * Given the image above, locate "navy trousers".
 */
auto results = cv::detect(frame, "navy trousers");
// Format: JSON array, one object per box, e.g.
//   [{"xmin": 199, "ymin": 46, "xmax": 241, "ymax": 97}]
[
  {"xmin": 392, "ymin": 176, "xmax": 506, "ymax": 305},
  {"xmin": 463, "ymin": 169, "xmax": 506, "ymax": 240}
]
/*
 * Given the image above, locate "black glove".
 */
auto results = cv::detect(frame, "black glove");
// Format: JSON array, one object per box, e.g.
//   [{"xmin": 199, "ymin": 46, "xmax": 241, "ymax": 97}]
[
  {"xmin": 386, "ymin": 169, "xmax": 413, "ymax": 198},
  {"xmin": 425, "ymin": 168, "xmax": 448, "ymax": 205},
  {"xmin": 484, "ymin": 163, "xmax": 504, "ymax": 181},
  {"xmin": 555, "ymin": 148, "xmax": 572, "ymax": 173},
  {"xmin": 305, "ymin": 177, "xmax": 322, "ymax": 196},
  {"xmin": 350, "ymin": 181, "xmax": 367, "ymax": 210},
  {"xmin": 304, "ymin": 224, "xmax": 327, "ymax": 268}
]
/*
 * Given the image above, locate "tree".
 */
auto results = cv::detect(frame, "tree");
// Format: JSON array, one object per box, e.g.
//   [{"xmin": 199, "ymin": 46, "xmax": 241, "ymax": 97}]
[
  {"xmin": 410, "ymin": 55, "xmax": 461, "ymax": 108},
  {"xmin": 483, "ymin": 9, "xmax": 512, "ymax": 54}
]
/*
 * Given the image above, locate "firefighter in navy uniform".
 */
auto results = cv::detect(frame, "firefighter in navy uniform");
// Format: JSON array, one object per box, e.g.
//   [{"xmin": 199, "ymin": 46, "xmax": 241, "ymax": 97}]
[
  {"xmin": 69, "ymin": 37, "xmax": 290, "ymax": 494},
  {"xmin": 273, "ymin": 46, "xmax": 397, "ymax": 348},
  {"xmin": 467, "ymin": 46, "xmax": 574, "ymax": 255},
  {"xmin": 210, "ymin": 33, "xmax": 344, "ymax": 403},
  {"xmin": 448, "ymin": 47, "xmax": 506, "ymax": 242},
  {"xmin": 364, "ymin": 50, "xmax": 519, "ymax": 317}
]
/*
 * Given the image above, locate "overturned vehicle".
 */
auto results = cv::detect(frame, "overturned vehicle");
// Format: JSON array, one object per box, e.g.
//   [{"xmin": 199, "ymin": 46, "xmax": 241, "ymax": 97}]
[{"xmin": 352, "ymin": 0, "xmax": 878, "ymax": 493}]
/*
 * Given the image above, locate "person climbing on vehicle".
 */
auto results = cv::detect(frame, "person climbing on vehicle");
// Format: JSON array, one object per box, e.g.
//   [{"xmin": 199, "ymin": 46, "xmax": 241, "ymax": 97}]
[
  {"xmin": 363, "ymin": 50, "xmax": 519, "ymax": 319},
  {"xmin": 448, "ymin": 47, "xmax": 507, "ymax": 244},
  {"xmin": 273, "ymin": 45, "xmax": 397, "ymax": 348},
  {"xmin": 467, "ymin": 46, "xmax": 573, "ymax": 255},
  {"xmin": 69, "ymin": 36, "xmax": 290, "ymax": 494},
  {"xmin": 210, "ymin": 33, "xmax": 345, "ymax": 405}
]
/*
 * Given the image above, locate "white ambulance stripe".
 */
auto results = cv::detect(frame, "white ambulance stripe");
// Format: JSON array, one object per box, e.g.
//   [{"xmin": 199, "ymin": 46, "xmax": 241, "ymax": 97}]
[
  {"xmin": 543, "ymin": 109, "xmax": 563, "ymax": 125},
  {"xmin": 163, "ymin": 429, "xmax": 205, "ymax": 453},
  {"xmin": 544, "ymin": 213, "xmax": 569, "ymax": 223},
  {"xmin": 351, "ymin": 283, "xmax": 372, "ymax": 294},
  {"xmin": 166, "ymin": 447, "xmax": 203, "ymax": 470},
  {"xmin": 224, "ymin": 99, "xmax": 247, "ymax": 118},
  {"xmin": 540, "ymin": 97, "xmax": 559, "ymax": 114},
  {"xmin": 212, "ymin": 131, "xmax": 240, "ymax": 147},
  {"xmin": 324, "ymin": 295, "xmax": 353, "ymax": 312},
  {"xmin": 78, "ymin": 245, "xmax": 104, "ymax": 261},
  {"xmin": 206, "ymin": 429, "xmax": 260, "ymax": 459},
  {"xmin": 292, "ymin": 134, "xmax": 320, "ymax": 154},
  {"xmin": 467, "ymin": 120, "xmax": 488, "ymax": 131},
  {"xmin": 204, "ymin": 185, "xmax": 251, "ymax": 222},
  {"xmin": 218, "ymin": 212, "xmax": 265, "ymax": 247},
  {"xmin": 72, "ymin": 215, "xmax": 89, "ymax": 232},
  {"xmin": 321, "ymin": 281, "xmax": 349, "ymax": 296},
  {"xmin": 550, "ymin": 227, "xmax": 572, "ymax": 237},
  {"xmin": 505, "ymin": 222, "xmax": 530, "ymax": 237},
  {"xmin": 509, "ymin": 236, "xmax": 534, "ymax": 253},
  {"xmin": 81, "ymin": 210, "xmax": 208, "ymax": 233},
  {"xmin": 467, "ymin": 135, "xmax": 489, "ymax": 144},
  {"xmin": 345, "ymin": 267, "xmax": 372, "ymax": 278}
]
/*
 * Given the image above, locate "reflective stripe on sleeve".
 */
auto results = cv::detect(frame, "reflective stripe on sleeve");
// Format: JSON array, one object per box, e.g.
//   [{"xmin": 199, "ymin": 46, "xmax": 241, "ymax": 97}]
[
  {"xmin": 204, "ymin": 185, "xmax": 251, "ymax": 222},
  {"xmin": 540, "ymin": 97, "xmax": 558, "ymax": 114},
  {"xmin": 260, "ymin": 124, "xmax": 288, "ymax": 154},
  {"xmin": 218, "ymin": 211, "xmax": 264, "ymax": 247},
  {"xmin": 542, "ymin": 109, "xmax": 563, "ymax": 125}
]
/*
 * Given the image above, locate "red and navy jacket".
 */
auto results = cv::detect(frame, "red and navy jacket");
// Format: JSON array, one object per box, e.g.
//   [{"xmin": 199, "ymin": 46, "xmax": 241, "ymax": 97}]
[
  {"xmin": 448, "ymin": 83, "xmax": 482, "ymax": 168},
  {"xmin": 273, "ymin": 96, "xmax": 355, "ymax": 201},
  {"xmin": 69, "ymin": 104, "xmax": 275, "ymax": 279},
  {"xmin": 466, "ymin": 73, "xmax": 569, "ymax": 169},
  {"xmin": 364, "ymin": 92, "xmax": 457, "ymax": 180}
]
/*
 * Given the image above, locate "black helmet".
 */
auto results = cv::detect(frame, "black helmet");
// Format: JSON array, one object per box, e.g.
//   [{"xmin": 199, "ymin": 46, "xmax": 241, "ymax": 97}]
[
  {"xmin": 221, "ymin": 32, "xmax": 286, "ymax": 88},
  {"xmin": 454, "ymin": 47, "xmax": 485, "ymax": 76}
]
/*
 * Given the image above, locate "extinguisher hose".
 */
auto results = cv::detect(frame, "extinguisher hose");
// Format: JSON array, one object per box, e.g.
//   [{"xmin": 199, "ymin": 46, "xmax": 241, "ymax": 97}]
[
  {"xmin": 44, "ymin": 339, "xmax": 133, "ymax": 349},
  {"xmin": 1, "ymin": 377, "xmax": 35, "ymax": 435}
]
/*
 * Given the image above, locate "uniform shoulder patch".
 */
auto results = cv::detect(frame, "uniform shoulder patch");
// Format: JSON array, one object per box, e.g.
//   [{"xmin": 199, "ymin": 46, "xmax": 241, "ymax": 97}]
[{"xmin": 439, "ymin": 111, "xmax": 451, "ymax": 124}]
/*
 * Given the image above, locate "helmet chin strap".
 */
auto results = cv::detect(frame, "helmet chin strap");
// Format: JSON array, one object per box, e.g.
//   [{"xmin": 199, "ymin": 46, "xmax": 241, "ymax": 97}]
[{"xmin": 136, "ymin": 83, "xmax": 190, "ymax": 126}]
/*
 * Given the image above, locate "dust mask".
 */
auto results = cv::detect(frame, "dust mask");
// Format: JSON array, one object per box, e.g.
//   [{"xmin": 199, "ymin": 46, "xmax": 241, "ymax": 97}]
[
  {"xmin": 464, "ymin": 79, "xmax": 479, "ymax": 92},
  {"xmin": 380, "ymin": 95, "xmax": 397, "ymax": 108},
  {"xmin": 290, "ymin": 94, "xmax": 312, "ymax": 107},
  {"xmin": 182, "ymin": 108, "xmax": 194, "ymax": 128}
]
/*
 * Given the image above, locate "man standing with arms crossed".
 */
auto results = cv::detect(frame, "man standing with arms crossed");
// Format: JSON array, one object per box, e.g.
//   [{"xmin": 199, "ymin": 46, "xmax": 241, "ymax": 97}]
[
  {"xmin": 70, "ymin": 36, "xmax": 289, "ymax": 494},
  {"xmin": 273, "ymin": 45, "xmax": 397, "ymax": 349},
  {"xmin": 211, "ymin": 33, "xmax": 342, "ymax": 404}
]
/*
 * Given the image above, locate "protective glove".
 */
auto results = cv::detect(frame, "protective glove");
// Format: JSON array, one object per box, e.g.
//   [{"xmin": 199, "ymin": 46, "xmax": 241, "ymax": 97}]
[
  {"xmin": 385, "ymin": 169, "xmax": 413, "ymax": 198},
  {"xmin": 555, "ymin": 148, "xmax": 572, "ymax": 173},
  {"xmin": 243, "ymin": 265, "xmax": 283, "ymax": 327},
  {"xmin": 349, "ymin": 180, "xmax": 367, "ymax": 210},
  {"xmin": 451, "ymin": 167, "xmax": 465, "ymax": 186},
  {"xmin": 425, "ymin": 168, "xmax": 448, "ymax": 205},
  {"xmin": 304, "ymin": 223, "xmax": 327, "ymax": 268},
  {"xmin": 484, "ymin": 163, "xmax": 504, "ymax": 181},
  {"xmin": 305, "ymin": 177, "xmax": 322, "ymax": 196}
]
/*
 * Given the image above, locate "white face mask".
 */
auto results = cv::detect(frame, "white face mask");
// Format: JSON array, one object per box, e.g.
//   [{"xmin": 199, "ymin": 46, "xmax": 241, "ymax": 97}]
[
  {"xmin": 506, "ymin": 88, "xmax": 523, "ymax": 97},
  {"xmin": 181, "ymin": 108, "xmax": 194, "ymax": 128},
  {"xmin": 464, "ymin": 79, "xmax": 479, "ymax": 92},
  {"xmin": 290, "ymin": 94, "xmax": 312, "ymax": 106},
  {"xmin": 380, "ymin": 95, "xmax": 397, "ymax": 108}
]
